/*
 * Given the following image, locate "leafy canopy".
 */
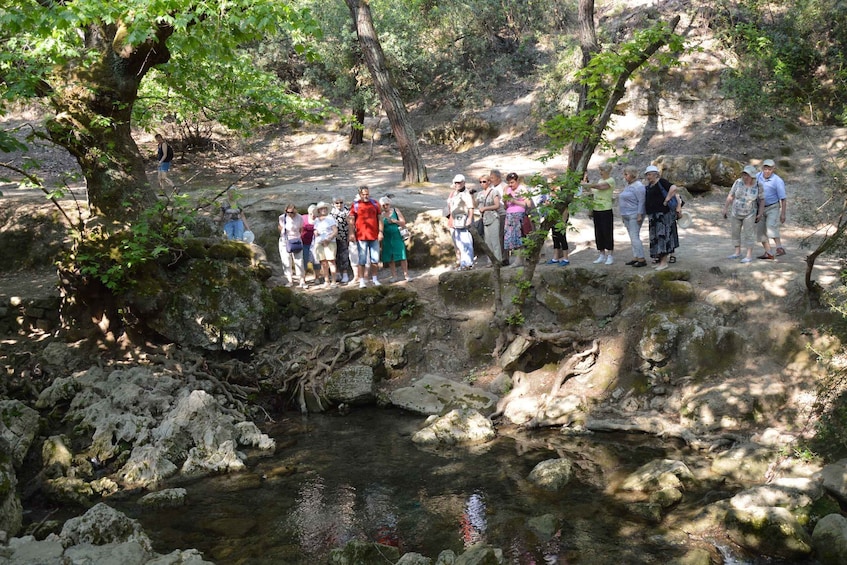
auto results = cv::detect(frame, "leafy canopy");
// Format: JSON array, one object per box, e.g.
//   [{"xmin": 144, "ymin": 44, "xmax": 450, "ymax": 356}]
[{"xmin": 0, "ymin": 0, "xmax": 326, "ymax": 131}]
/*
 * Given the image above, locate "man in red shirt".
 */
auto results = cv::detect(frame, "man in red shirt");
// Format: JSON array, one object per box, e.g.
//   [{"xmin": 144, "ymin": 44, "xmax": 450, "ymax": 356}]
[{"xmin": 348, "ymin": 185, "xmax": 384, "ymax": 288}]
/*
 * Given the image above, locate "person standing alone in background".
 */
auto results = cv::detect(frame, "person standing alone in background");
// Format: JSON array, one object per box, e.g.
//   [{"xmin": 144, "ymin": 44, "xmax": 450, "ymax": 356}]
[{"xmin": 154, "ymin": 134, "xmax": 175, "ymax": 193}]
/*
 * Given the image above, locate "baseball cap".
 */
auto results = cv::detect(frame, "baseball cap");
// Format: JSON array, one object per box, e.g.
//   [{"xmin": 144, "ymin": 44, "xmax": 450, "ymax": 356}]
[
  {"xmin": 644, "ymin": 165, "xmax": 659, "ymax": 174},
  {"xmin": 742, "ymin": 165, "xmax": 758, "ymax": 177},
  {"xmin": 452, "ymin": 174, "xmax": 465, "ymax": 183},
  {"xmin": 762, "ymin": 159, "xmax": 775, "ymax": 167}
]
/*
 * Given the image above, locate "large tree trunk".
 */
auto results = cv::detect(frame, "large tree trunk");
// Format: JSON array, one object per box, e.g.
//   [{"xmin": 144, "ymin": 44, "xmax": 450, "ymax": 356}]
[
  {"xmin": 346, "ymin": 0, "xmax": 428, "ymax": 183},
  {"xmin": 43, "ymin": 21, "xmax": 173, "ymax": 224},
  {"xmin": 568, "ymin": 0, "xmax": 600, "ymax": 171}
]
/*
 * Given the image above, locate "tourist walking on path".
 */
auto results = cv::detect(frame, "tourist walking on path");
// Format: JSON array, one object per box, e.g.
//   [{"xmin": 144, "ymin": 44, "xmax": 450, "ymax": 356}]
[
  {"xmin": 154, "ymin": 134, "xmax": 175, "ymax": 193},
  {"xmin": 583, "ymin": 163, "xmax": 616, "ymax": 265},
  {"xmin": 756, "ymin": 158, "xmax": 788, "ymax": 260},
  {"xmin": 349, "ymin": 186, "xmax": 383, "ymax": 288},
  {"xmin": 619, "ymin": 165, "xmax": 647, "ymax": 267},
  {"xmin": 723, "ymin": 165, "xmax": 764, "ymax": 264},
  {"xmin": 643, "ymin": 165, "xmax": 680, "ymax": 271},
  {"xmin": 278, "ymin": 204, "xmax": 307, "ymax": 289},
  {"xmin": 379, "ymin": 196, "xmax": 411, "ymax": 282},
  {"xmin": 447, "ymin": 174, "xmax": 475, "ymax": 270}
]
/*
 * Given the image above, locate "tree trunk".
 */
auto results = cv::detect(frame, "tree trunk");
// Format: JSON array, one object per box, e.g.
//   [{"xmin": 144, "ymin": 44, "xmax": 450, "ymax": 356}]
[
  {"xmin": 346, "ymin": 0, "xmax": 428, "ymax": 183},
  {"xmin": 350, "ymin": 106, "xmax": 365, "ymax": 145},
  {"xmin": 43, "ymin": 21, "xmax": 173, "ymax": 224},
  {"xmin": 568, "ymin": 0, "xmax": 600, "ymax": 170}
]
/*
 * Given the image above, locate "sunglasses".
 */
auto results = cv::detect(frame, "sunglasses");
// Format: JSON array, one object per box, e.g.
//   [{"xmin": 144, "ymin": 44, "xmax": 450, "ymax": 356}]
[{"xmin": 479, "ymin": 180, "xmax": 489, "ymax": 184}]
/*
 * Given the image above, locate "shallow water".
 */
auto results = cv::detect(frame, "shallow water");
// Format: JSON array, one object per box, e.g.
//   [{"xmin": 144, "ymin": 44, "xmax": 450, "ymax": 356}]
[{"xmin": 114, "ymin": 408, "xmax": 767, "ymax": 564}]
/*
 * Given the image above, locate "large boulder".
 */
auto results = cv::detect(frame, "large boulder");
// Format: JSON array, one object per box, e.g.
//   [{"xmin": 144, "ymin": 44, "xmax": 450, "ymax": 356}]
[
  {"xmin": 325, "ymin": 364, "xmax": 376, "ymax": 405},
  {"xmin": 389, "ymin": 374, "xmax": 498, "ymax": 416},
  {"xmin": 411, "ymin": 409, "xmax": 496, "ymax": 446},
  {"xmin": 724, "ymin": 506, "xmax": 813, "ymax": 560},
  {"xmin": 812, "ymin": 513, "xmax": 847, "ymax": 565},
  {"xmin": 141, "ymin": 249, "xmax": 270, "ymax": 351},
  {"xmin": 0, "ymin": 400, "xmax": 40, "ymax": 468},
  {"xmin": 652, "ymin": 155, "xmax": 713, "ymax": 193},
  {"xmin": 706, "ymin": 154, "xmax": 744, "ymax": 187},
  {"xmin": 0, "ymin": 436, "xmax": 22, "ymax": 537},
  {"xmin": 527, "ymin": 458, "xmax": 573, "ymax": 491},
  {"xmin": 35, "ymin": 366, "xmax": 275, "ymax": 490}
]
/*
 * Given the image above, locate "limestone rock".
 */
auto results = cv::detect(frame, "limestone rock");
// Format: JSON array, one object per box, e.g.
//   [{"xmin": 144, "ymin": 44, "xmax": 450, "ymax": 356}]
[
  {"xmin": 528, "ymin": 458, "xmax": 573, "ymax": 491},
  {"xmin": 527, "ymin": 514, "xmax": 560, "ymax": 540},
  {"xmin": 730, "ymin": 484, "xmax": 815, "ymax": 512},
  {"xmin": 620, "ymin": 459, "xmax": 694, "ymax": 492},
  {"xmin": 60, "ymin": 502, "xmax": 153, "ymax": 550},
  {"xmin": 455, "ymin": 544, "xmax": 502, "ymax": 564},
  {"xmin": 328, "ymin": 539, "xmax": 400, "ymax": 564},
  {"xmin": 725, "ymin": 506, "xmax": 813, "ymax": 560},
  {"xmin": 0, "ymin": 436, "xmax": 22, "ymax": 536},
  {"xmin": 0, "ymin": 400, "xmax": 40, "ymax": 468},
  {"xmin": 412, "ymin": 409, "xmax": 496, "ymax": 446},
  {"xmin": 139, "ymin": 488, "xmax": 187, "ymax": 509},
  {"xmin": 325, "ymin": 364, "xmax": 376, "ymax": 405},
  {"xmin": 396, "ymin": 553, "xmax": 433, "ymax": 565},
  {"xmin": 812, "ymin": 513, "xmax": 847, "ymax": 565},
  {"xmin": 389, "ymin": 374, "xmax": 498, "ymax": 416},
  {"xmin": 653, "ymin": 155, "xmax": 712, "ymax": 192},
  {"xmin": 711, "ymin": 443, "xmax": 776, "ymax": 483},
  {"xmin": 706, "ymin": 154, "xmax": 744, "ymax": 187},
  {"xmin": 820, "ymin": 458, "xmax": 847, "ymax": 503}
]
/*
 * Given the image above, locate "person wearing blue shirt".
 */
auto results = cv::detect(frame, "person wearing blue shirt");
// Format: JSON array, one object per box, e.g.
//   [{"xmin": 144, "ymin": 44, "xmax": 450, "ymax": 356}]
[{"xmin": 755, "ymin": 159, "xmax": 787, "ymax": 260}]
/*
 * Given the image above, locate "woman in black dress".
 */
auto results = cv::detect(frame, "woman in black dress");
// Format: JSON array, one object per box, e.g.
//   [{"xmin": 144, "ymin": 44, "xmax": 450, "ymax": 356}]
[{"xmin": 643, "ymin": 165, "xmax": 680, "ymax": 271}]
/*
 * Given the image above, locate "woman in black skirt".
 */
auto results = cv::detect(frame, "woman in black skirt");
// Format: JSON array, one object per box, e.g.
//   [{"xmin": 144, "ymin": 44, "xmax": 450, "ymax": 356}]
[{"xmin": 643, "ymin": 165, "xmax": 680, "ymax": 271}]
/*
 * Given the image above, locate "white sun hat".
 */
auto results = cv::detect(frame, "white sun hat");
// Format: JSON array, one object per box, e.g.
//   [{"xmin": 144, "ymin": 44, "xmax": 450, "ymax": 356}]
[
  {"xmin": 677, "ymin": 211, "xmax": 693, "ymax": 229},
  {"xmin": 242, "ymin": 230, "xmax": 255, "ymax": 244}
]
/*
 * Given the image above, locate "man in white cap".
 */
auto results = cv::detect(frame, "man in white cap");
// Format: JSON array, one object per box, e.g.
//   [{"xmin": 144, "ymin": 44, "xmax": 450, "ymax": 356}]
[
  {"xmin": 446, "ymin": 174, "xmax": 475, "ymax": 269},
  {"xmin": 755, "ymin": 159, "xmax": 787, "ymax": 259}
]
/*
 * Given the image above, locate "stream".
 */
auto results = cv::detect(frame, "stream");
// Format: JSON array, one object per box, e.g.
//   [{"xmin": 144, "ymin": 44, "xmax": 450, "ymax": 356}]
[{"xmin": 112, "ymin": 408, "xmax": 779, "ymax": 564}]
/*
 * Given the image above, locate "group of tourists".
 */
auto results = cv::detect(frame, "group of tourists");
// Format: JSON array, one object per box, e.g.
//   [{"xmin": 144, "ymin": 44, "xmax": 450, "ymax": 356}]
[
  {"xmin": 450, "ymin": 159, "xmax": 786, "ymax": 272},
  {"xmin": 275, "ymin": 185, "xmax": 411, "ymax": 290},
  {"xmin": 217, "ymin": 158, "xmax": 787, "ymax": 290}
]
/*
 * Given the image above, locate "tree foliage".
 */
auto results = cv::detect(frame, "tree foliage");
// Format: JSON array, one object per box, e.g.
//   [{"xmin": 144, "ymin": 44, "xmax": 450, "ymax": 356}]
[
  {"xmin": 0, "ymin": 0, "xmax": 325, "ymax": 222},
  {"xmin": 714, "ymin": 0, "xmax": 847, "ymax": 123}
]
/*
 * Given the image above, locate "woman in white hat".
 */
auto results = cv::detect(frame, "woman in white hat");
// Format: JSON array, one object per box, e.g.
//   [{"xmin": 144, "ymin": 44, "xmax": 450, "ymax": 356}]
[
  {"xmin": 723, "ymin": 165, "xmax": 764, "ymax": 263},
  {"xmin": 313, "ymin": 202, "xmax": 339, "ymax": 289},
  {"xmin": 643, "ymin": 165, "xmax": 681, "ymax": 271}
]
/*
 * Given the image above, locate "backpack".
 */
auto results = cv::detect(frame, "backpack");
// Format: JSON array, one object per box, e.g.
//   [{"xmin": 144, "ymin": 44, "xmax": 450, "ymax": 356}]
[
  {"xmin": 165, "ymin": 144, "xmax": 174, "ymax": 162},
  {"xmin": 353, "ymin": 199, "xmax": 380, "ymax": 215}
]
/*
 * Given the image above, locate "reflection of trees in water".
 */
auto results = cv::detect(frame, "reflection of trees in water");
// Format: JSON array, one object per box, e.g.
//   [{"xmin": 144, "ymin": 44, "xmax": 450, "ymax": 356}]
[{"xmin": 287, "ymin": 477, "xmax": 402, "ymax": 555}]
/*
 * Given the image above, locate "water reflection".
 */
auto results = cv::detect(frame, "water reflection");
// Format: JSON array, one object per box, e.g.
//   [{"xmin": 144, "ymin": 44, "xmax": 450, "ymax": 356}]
[
  {"xmin": 114, "ymin": 408, "xmax": 768, "ymax": 564},
  {"xmin": 461, "ymin": 491, "xmax": 487, "ymax": 547}
]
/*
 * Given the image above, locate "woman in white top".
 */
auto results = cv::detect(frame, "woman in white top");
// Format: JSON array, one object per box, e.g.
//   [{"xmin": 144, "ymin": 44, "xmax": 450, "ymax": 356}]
[
  {"xmin": 312, "ymin": 202, "xmax": 339, "ymax": 289},
  {"xmin": 278, "ymin": 203, "xmax": 307, "ymax": 288}
]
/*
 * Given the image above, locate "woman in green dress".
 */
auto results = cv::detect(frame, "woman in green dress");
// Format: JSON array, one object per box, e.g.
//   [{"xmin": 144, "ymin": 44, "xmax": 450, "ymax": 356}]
[{"xmin": 379, "ymin": 196, "xmax": 411, "ymax": 282}]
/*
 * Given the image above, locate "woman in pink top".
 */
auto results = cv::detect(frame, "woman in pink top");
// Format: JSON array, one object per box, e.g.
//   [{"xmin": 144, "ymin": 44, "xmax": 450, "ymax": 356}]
[{"xmin": 503, "ymin": 172, "xmax": 531, "ymax": 267}]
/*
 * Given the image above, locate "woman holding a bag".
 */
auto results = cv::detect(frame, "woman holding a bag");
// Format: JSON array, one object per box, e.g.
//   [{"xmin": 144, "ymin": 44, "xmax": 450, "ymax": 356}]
[
  {"xmin": 278, "ymin": 204, "xmax": 307, "ymax": 289},
  {"xmin": 503, "ymin": 172, "xmax": 531, "ymax": 267},
  {"xmin": 643, "ymin": 165, "xmax": 680, "ymax": 271},
  {"xmin": 380, "ymin": 196, "xmax": 411, "ymax": 282}
]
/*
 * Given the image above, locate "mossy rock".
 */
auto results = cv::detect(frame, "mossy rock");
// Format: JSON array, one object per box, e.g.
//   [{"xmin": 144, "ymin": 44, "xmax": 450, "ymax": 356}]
[
  {"xmin": 437, "ymin": 270, "xmax": 494, "ymax": 306},
  {"xmin": 206, "ymin": 240, "xmax": 254, "ymax": 260},
  {"xmin": 655, "ymin": 279, "xmax": 696, "ymax": 304}
]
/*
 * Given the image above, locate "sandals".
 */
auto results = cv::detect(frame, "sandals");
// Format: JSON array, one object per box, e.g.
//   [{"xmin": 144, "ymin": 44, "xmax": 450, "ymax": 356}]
[
  {"xmin": 668, "ymin": 256, "xmax": 677, "ymax": 263},
  {"xmin": 757, "ymin": 252, "xmax": 775, "ymax": 260}
]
